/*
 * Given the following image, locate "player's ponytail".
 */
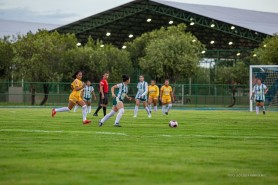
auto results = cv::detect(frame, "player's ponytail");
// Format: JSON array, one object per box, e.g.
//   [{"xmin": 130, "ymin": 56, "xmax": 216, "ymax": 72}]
[
  {"xmin": 72, "ymin": 70, "xmax": 82, "ymax": 79},
  {"xmin": 122, "ymin": 75, "xmax": 130, "ymax": 82}
]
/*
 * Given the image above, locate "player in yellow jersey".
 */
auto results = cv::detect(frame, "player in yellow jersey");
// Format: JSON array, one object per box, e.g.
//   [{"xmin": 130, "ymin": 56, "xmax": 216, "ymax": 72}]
[
  {"xmin": 148, "ymin": 80, "xmax": 159, "ymax": 113},
  {"xmin": 51, "ymin": 71, "xmax": 91, "ymax": 124},
  {"xmin": 160, "ymin": 79, "xmax": 174, "ymax": 115}
]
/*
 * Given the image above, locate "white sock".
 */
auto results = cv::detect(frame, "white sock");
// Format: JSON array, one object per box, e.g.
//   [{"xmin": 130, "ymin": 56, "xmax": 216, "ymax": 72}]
[
  {"xmin": 101, "ymin": 110, "xmax": 116, "ymax": 123},
  {"xmin": 154, "ymin": 106, "xmax": 157, "ymax": 112},
  {"xmin": 166, "ymin": 104, "xmax": 172, "ymax": 113},
  {"xmin": 162, "ymin": 105, "xmax": 166, "ymax": 114},
  {"xmin": 134, "ymin": 106, "xmax": 139, "ymax": 116},
  {"xmin": 82, "ymin": 105, "xmax": 87, "ymax": 121},
  {"xmin": 55, "ymin": 107, "xmax": 70, "ymax": 112},
  {"xmin": 148, "ymin": 105, "xmax": 152, "ymax": 112},
  {"xmin": 88, "ymin": 106, "xmax": 92, "ymax": 113},
  {"xmin": 73, "ymin": 105, "xmax": 78, "ymax": 112},
  {"xmin": 115, "ymin": 108, "xmax": 124, "ymax": 124},
  {"xmin": 262, "ymin": 106, "xmax": 265, "ymax": 111},
  {"xmin": 145, "ymin": 107, "xmax": 150, "ymax": 115},
  {"xmin": 256, "ymin": 106, "xmax": 259, "ymax": 114}
]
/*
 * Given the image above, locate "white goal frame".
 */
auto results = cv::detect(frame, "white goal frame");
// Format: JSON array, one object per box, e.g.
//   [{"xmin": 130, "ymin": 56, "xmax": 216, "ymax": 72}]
[{"xmin": 249, "ymin": 65, "xmax": 278, "ymax": 112}]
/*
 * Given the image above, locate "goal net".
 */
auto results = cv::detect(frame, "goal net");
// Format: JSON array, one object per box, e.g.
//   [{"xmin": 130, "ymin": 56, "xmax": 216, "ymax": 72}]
[{"xmin": 249, "ymin": 65, "xmax": 278, "ymax": 111}]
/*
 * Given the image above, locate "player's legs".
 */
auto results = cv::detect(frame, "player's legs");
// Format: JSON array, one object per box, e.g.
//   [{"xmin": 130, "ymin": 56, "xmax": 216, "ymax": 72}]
[
  {"xmin": 86, "ymin": 100, "xmax": 92, "ymax": 113},
  {"xmin": 260, "ymin": 102, "xmax": 266, "ymax": 115},
  {"xmin": 52, "ymin": 100, "xmax": 74, "ymax": 117},
  {"xmin": 134, "ymin": 99, "xmax": 140, "ymax": 117},
  {"xmin": 102, "ymin": 93, "xmax": 108, "ymax": 116},
  {"xmin": 165, "ymin": 98, "xmax": 172, "ymax": 115},
  {"xmin": 94, "ymin": 93, "xmax": 103, "ymax": 116},
  {"xmin": 143, "ymin": 101, "xmax": 151, "ymax": 118},
  {"xmin": 115, "ymin": 102, "xmax": 125, "ymax": 126},
  {"xmin": 77, "ymin": 100, "xmax": 91, "ymax": 124},
  {"xmin": 255, "ymin": 101, "xmax": 260, "ymax": 114},
  {"xmin": 99, "ymin": 106, "xmax": 117, "ymax": 126},
  {"xmin": 153, "ymin": 98, "xmax": 158, "ymax": 112},
  {"xmin": 148, "ymin": 97, "xmax": 153, "ymax": 113}
]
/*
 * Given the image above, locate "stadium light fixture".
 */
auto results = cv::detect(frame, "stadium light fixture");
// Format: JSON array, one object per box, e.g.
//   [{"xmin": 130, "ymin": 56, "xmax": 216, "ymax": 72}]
[
  {"xmin": 201, "ymin": 50, "xmax": 206, "ymax": 54},
  {"xmin": 192, "ymin": 39, "xmax": 196, "ymax": 42},
  {"xmin": 76, "ymin": 42, "xmax": 81, "ymax": 47},
  {"xmin": 147, "ymin": 18, "xmax": 152, "ymax": 22},
  {"xmin": 210, "ymin": 40, "xmax": 215, "ymax": 44},
  {"xmin": 210, "ymin": 23, "xmax": 215, "ymax": 28},
  {"xmin": 228, "ymin": 41, "xmax": 233, "ymax": 45},
  {"xmin": 122, "ymin": 45, "xmax": 127, "ymax": 49},
  {"xmin": 263, "ymin": 44, "xmax": 267, "ymax": 48},
  {"xmin": 253, "ymin": 54, "xmax": 257, "ymax": 57},
  {"xmin": 129, "ymin": 34, "xmax": 133, "ymax": 38},
  {"xmin": 190, "ymin": 22, "xmax": 195, "ymax": 26},
  {"xmin": 100, "ymin": 44, "xmax": 104, "ymax": 48},
  {"xmin": 231, "ymin": 26, "xmax": 235, "ymax": 30},
  {"xmin": 236, "ymin": 52, "xmax": 241, "ymax": 56},
  {"xmin": 169, "ymin": 20, "xmax": 174, "ymax": 24},
  {"xmin": 106, "ymin": 32, "xmax": 111, "ymax": 36}
]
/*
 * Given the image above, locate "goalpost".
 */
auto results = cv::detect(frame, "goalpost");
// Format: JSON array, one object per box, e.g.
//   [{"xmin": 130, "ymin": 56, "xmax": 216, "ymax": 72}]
[{"xmin": 249, "ymin": 65, "xmax": 278, "ymax": 112}]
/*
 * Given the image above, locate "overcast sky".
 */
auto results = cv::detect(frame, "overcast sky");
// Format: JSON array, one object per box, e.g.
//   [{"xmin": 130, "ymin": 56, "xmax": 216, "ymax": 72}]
[{"xmin": 0, "ymin": 0, "xmax": 278, "ymax": 25}]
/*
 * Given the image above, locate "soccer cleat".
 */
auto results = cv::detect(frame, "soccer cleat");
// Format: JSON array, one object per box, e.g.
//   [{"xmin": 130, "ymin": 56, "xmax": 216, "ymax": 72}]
[
  {"xmin": 99, "ymin": 120, "xmax": 103, "ymax": 127},
  {"xmin": 52, "ymin": 108, "xmax": 56, "ymax": 117},
  {"xmin": 114, "ymin": 123, "xmax": 122, "ymax": 127},
  {"xmin": 133, "ymin": 115, "xmax": 137, "ymax": 118},
  {"xmin": 148, "ymin": 114, "xmax": 152, "ymax": 118},
  {"xmin": 83, "ymin": 120, "xmax": 91, "ymax": 124},
  {"xmin": 263, "ymin": 111, "xmax": 266, "ymax": 115},
  {"xmin": 93, "ymin": 113, "xmax": 98, "ymax": 116},
  {"xmin": 165, "ymin": 112, "xmax": 168, "ymax": 115}
]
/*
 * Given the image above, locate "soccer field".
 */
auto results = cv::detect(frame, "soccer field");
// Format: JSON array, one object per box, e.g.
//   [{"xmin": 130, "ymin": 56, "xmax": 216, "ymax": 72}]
[{"xmin": 0, "ymin": 108, "xmax": 277, "ymax": 185}]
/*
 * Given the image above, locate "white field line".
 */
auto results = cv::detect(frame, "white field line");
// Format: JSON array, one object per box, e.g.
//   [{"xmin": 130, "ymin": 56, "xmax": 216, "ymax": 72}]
[{"xmin": 0, "ymin": 129, "xmax": 277, "ymax": 139}]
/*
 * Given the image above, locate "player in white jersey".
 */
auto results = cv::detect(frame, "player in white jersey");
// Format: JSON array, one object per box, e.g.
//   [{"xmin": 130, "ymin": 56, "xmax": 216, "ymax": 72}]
[
  {"xmin": 134, "ymin": 75, "xmax": 151, "ymax": 118},
  {"xmin": 99, "ymin": 75, "xmax": 132, "ymax": 127},
  {"xmin": 73, "ymin": 81, "xmax": 96, "ymax": 113},
  {"xmin": 251, "ymin": 78, "xmax": 268, "ymax": 115}
]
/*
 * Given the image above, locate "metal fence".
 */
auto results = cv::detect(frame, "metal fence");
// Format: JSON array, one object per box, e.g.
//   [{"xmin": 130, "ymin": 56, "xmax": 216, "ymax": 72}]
[{"xmin": 0, "ymin": 81, "xmax": 250, "ymax": 107}]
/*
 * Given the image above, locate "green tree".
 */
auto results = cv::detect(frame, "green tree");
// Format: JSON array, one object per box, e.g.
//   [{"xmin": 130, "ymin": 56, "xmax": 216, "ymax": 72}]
[
  {"xmin": 0, "ymin": 37, "xmax": 14, "ymax": 79},
  {"xmin": 126, "ymin": 24, "xmax": 205, "ymax": 83},
  {"xmin": 12, "ymin": 30, "xmax": 77, "ymax": 105},
  {"xmin": 252, "ymin": 35, "xmax": 278, "ymax": 65}
]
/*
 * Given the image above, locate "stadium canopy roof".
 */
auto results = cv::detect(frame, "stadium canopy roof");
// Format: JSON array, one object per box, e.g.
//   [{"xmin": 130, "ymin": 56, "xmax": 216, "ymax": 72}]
[{"xmin": 54, "ymin": 0, "xmax": 278, "ymax": 59}]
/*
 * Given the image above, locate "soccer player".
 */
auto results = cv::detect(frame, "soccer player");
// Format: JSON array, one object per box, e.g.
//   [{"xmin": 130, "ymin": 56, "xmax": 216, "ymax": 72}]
[
  {"xmin": 94, "ymin": 72, "xmax": 109, "ymax": 116},
  {"xmin": 148, "ymin": 80, "xmax": 159, "ymax": 113},
  {"xmin": 134, "ymin": 75, "xmax": 151, "ymax": 118},
  {"xmin": 73, "ymin": 80, "xmax": 96, "ymax": 113},
  {"xmin": 99, "ymin": 75, "xmax": 132, "ymax": 127},
  {"xmin": 251, "ymin": 78, "xmax": 268, "ymax": 115},
  {"xmin": 52, "ymin": 71, "xmax": 91, "ymax": 124},
  {"xmin": 160, "ymin": 79, "xmax": 174, "ymax": 115}
]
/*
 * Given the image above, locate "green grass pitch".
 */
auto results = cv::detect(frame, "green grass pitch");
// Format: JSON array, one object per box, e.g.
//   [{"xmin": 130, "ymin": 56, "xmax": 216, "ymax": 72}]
[{"xmin": 0, "ymin": 108, "xmax": 277, "ymax": 185}]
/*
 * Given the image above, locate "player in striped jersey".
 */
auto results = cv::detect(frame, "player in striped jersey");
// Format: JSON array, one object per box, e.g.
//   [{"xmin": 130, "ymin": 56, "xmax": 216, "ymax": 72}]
[
  {"xmin": 99, "ymin": 75, "xmax": 132, "ymax": 127},
  {"xmin": 251, "ymin": 78, "xmax": 268, "ymax": 115},
  {"xmin": 73, "ymin": 80, "xmax": 96, "ymax": 113},
  {"xmin": 134, "ymin": 75, "xmax": 151, "ymax": 118}
]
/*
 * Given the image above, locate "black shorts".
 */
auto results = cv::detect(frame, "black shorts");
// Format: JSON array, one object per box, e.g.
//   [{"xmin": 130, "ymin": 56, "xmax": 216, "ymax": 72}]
[
  {"xmin": 255, "ymin": 100, "xmax": 264, "ymax": 103},
  {"xmin": 99, "ymin": 93, "xmax": 108, "ymax": 105}
]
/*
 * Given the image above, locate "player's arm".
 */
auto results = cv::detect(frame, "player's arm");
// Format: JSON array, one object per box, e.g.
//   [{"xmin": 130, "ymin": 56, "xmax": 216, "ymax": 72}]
[
  {"xmin": 111, "ymin": 84, "xmax": 119, "ymax": 98},
  {"xmin": 141, "ymin": 83, "xmax": 148, "ymax": 97},
  {"xmin": 160, "ymin": 88, "xmax": 163, "ymax": 101},
  {"xmin": 125, "ymin": 94, "xmax": 132, "ymax": 101},
  {"xmin": 92, "ymin": 90, "xmax": 96, "ymax": 100},
  {"xmin": 170, "ymin": 89, "xmax": 174, "ymax": 102},
  {"xmin": 100, "ymin": 83, "xmax": 104, "ymax": 99},
  {"xmin": 73, "ymin": 80, "xmax": 84, "ymax": 91},
  {"xmin": 264, "ymin": 86, "xmax": 269, "ymax": 95},
  {"xmin": 156, "ymin": 86, "xmax": 159, "ymax": 98}
]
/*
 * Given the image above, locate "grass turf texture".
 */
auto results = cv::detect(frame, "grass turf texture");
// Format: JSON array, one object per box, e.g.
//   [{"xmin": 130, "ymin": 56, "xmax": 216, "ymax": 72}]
[{"xmin": 0, "ymin": 108, "xmax": 277, "ymax": 185}]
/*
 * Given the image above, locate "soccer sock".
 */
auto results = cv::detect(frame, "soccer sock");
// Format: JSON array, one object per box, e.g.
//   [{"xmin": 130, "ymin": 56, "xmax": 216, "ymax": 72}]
[
  {"xmin": 145, "ymin": 106, "xmax": 150, "ymax": 115},
  {"xmin": 55, "ymin": 107, "xmax": 70, "ymax": 112},
  {"xmin": 134, "ymin": 106, "xmax": 139, "ymax": 116},
  {"xmin": 88, "ymin": 106, "xmax": 91, "ymax": 113},
  {"xmin": 103, "ymin": 107, "xmax": 107, "ymax": 116},
  {"xmin": 148, "ymin": 105, "xmax": 152, "ymax": 112},
  {"xmin": 256, "ymin": 106, "xmax": 259, "ymax": 114},
  {"xmin": 166, "ymin": 104, "xmax": 172, "ymax": 113},
  {"xmin": 94, "ymin": 106, "xmax": 102, "ymax": 114},
  {"xmin": 73, "ymin": 105, "xmax": 78, "ymax": 112},
  {"xmin": 115, "ymin": 108, "xmax": 124, "ymax": 124},
  {"xmin": 154, "ymin": 106, "xmax": 157, "ymax": 112},
  {"xmin": 162, "ymin": 105, "xmax": 166, "ymax": 114},
  {"xmin": 101, "ymin": 110, "xmax": 116, "ymax": 123},
  {"xmin": 82, "ymin": 105, "xmax": 87, "ymax": 121},
  {"xmin": 262, "ymin": 106, "xmax": 265, "ymax": 111}
]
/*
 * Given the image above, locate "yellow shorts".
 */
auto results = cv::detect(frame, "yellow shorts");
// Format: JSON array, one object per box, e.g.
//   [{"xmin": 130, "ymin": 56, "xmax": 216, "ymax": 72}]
[
  {"xmin": 162, "ymin": 96, "xmax": 172, "ymax": 104},
  {"xmin": 69, "ymin": 92, "xmax": 82, "ymax": 104},
  {"xmin": 149, "ymin": 94, "xmax": 158, "ymax": 100}
]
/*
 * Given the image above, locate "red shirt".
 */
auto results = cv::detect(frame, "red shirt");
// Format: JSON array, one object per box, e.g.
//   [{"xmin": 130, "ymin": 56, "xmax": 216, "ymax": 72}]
[{"xmin": 100, "ymin": 79, "xmax": 109, "ymax": 93}]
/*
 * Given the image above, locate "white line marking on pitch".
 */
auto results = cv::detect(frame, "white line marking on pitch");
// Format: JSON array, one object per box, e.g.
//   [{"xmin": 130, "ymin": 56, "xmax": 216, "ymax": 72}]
[{"xmin": 95, "ymin": 131, "xmax": 128, "ymax": 136}]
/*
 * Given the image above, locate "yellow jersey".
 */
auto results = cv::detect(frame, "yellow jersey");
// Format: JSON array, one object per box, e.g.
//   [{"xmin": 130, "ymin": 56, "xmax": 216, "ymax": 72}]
[
  {"xmin": 69, "ymin": 79, "xmax": 83, "ymax": 103},
  {"xmin": 148, "ymin": 85, "xmax": 159, "ymax": 97},
  {"xmin": 161, "ymin": 85, "xmax": 172, "ymax": 97}
]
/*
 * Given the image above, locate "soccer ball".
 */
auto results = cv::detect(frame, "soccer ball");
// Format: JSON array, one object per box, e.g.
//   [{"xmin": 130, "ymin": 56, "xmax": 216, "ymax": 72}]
[{"xmin": 169, "ymin": 120, "xmax": 178, "ymax": 128}]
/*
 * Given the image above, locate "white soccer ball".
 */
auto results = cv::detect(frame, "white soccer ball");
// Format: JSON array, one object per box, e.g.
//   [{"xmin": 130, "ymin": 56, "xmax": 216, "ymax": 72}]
[{"xmin": 169, "ymin": 120, "xmax": 178, "ymax": 128}]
